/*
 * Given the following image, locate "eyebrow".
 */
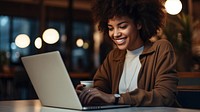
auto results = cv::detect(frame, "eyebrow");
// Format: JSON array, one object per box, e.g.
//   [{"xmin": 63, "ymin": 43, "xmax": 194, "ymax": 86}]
[{"xmin": 108, "ymin": 21, "xmax": 128, "ymax": 27}]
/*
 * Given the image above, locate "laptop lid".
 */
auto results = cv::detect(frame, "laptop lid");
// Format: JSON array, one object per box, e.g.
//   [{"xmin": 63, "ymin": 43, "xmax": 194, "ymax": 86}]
[
  {"xmin": 21, "ymin": 51, "xmax": 130, "ymax": 110},
  {"xmin": 21, "ymin": 51, "xmax": 83, "ymax": 110}
]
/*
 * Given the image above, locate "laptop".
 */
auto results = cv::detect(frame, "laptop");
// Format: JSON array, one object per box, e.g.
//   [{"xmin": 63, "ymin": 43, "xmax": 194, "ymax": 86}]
[{"xmin": 21, "ymin": 51, "xmax": 130, "ymax": 110}]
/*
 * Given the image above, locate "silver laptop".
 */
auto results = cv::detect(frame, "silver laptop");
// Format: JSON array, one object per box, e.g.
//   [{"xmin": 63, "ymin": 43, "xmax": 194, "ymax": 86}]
[{"xmin": 21, "ymin": 51, "xmax": 130, "ymax": 110}]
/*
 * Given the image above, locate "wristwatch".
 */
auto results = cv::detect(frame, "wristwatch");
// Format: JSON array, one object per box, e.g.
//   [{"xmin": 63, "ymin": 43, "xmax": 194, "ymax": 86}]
[{"xmin": 114, "ymin": 94, "xmax": 121, "ymax": 105}]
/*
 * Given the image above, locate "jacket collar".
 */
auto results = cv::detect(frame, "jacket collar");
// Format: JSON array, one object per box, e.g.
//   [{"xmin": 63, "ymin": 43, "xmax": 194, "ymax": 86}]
[{"xmin": 141, "ymin": 40, "xmax": 155, "ymax": 55}]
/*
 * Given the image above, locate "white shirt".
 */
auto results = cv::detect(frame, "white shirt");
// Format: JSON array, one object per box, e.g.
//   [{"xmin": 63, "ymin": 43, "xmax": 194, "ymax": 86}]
[{"xmin": 119, "ymin": 46, "xmax": 144, "ymax": 93}]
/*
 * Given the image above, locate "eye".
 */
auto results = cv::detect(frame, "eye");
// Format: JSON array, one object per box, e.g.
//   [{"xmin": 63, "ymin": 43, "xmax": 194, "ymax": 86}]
[
  {"xmin": 108, "ymin": 26, "xmax": 113, "ymax": 31},
  {"xmin": 119, "ymin": 24, "xmax": 128, "ymax": 29}
]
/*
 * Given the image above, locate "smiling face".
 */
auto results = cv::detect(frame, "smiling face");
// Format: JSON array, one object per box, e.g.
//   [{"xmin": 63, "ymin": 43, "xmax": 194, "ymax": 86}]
[{"xmin": 108, "ymin": 16, "xmax": 143, "ymax": 50}]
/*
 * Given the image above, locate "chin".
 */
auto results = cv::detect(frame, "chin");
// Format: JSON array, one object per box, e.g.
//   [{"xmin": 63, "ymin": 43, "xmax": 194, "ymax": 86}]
[{"xmin": 117, "ymin": 45, "xmax": 127, "ymax": 50}]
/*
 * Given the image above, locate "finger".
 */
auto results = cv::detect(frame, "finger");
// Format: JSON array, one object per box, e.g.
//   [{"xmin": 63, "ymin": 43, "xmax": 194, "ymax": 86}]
[
  {"xmin": 85, "ymin": 89, "xmax": 99, "ymax": 105},
  {"xmin": 86, "ymin": 91, "xmax": 97, "ymax": 105},
  {"xmin": 86, "ymin": 89, "xmax": 108, "ymax": 105},
  {"xmin": 76, "ymin": 89, "xmax": 82, "ymax": 95},
  {"xmin": 79, "ymin": 88, "xmax": 90, "ymax": 104},
  {"xmin": 76, "ymin": 84, "xmax": 85, "ymax": 90},
  {"xmin": 83, "ymin": 89, "xmax": 92, "ymax": 105},
  {"xmin": 82, "ymin": 88, "xmax": 97, "ymax": 106}
]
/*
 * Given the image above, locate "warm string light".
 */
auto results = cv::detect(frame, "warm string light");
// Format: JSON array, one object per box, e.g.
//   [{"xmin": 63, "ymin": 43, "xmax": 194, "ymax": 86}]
[
  {"xmin": 34, "ymin": 37, "xmax": 42, "ymax": 49},
  {"xmin": 76, "ymin": 38, "xmax": 84, "ymax": 47},
  {"xmin": 15, "ymin": 28, "xmax": 60, "ymax": 49},
  {"xmin": 42, "ymin": 28, "xmax": 60, "ymax": 44},
  {"xmin": 15, "ymin": 34, "xmax": 30, "ymax": 48},
  {"xmin": 76, "ymin": 38, "xmax": 89, "ymax": 49},
  {"xmin": 165, "ymin": 0, "xmax": 182, "ymax": 15},
  {"xmin": 15, "ymin": 28, "xmax": 89, "ymax": 49}
]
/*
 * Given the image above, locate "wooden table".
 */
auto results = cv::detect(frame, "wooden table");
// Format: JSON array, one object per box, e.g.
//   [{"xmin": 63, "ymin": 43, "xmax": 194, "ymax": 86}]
[{"xmin": 0, "ymin": 100, "xmax": 199, "ymax": 112}]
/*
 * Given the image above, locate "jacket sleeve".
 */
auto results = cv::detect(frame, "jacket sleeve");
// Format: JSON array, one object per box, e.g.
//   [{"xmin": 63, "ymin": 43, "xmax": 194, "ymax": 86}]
[
  {"xmin": 93, "ymin": 51, "xmax": 113, "ymax": 93},
  {"xmin": 122, "ymin": 40, "xmax": 179, "ymax": 107}
]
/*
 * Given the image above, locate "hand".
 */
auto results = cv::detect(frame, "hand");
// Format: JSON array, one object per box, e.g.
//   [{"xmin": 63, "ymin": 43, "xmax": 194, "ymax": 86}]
[
  {"xmin": 79, "ymin": 88, "xmax": 115, "ymax": 106},
  {"xmin": 75, "ymin": 84, "xmax": 85, "ymax": 95}
]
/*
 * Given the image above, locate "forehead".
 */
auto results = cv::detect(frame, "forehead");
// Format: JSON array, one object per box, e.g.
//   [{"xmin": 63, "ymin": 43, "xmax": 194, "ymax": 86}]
[{"xmin": 108, "ymin": 16, "xmax": 133, "ymax": 24}]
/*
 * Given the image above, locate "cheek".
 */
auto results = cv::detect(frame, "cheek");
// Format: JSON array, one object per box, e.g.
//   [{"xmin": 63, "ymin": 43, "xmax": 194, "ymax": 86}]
[
  {"xmin": 108, "ymin": 31, "xmax": 112, "ymax": 38},
  {"xmin": 127, "ymin": 30, "xmax": 138, "ymax": 44},
  {"xmin": 123, "ymin": 30, "xmax": 132, "ymax": 37}
]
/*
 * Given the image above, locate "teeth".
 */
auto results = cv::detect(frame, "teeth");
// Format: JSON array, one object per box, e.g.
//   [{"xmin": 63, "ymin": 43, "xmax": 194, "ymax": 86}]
[{"xmin": 116, "ymin": 39, "xmax": 125, "ymax": 44}]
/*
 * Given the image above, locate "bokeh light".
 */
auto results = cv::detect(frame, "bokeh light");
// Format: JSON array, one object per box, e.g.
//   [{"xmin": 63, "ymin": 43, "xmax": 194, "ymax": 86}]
[
  {"xmin": 34, "ymin": 37, "xmax": 42, "ymax": 49},
  {"xmin": 42, "ymin": 28, "xmax": 59, "ymax": 44},
  {"xmin": 83, "ymin": 42, "xmax": 89, "ymax": 49},
  {"xmin": 76, "ymin": 38, "xmax": 84, "ymax": 47},
  {"xmin": 15, "ymin": 34, "xmax": 30, "ymax": 48},
  {"xmin": 165, "ymin": 0, "xmax": 182, "ymax": 15}
]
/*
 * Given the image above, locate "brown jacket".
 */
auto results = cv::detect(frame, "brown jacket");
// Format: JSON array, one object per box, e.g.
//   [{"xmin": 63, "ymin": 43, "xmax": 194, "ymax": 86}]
[{"xmin": 93, "ymin": 39, "xmax": 179, "ymax": 107}]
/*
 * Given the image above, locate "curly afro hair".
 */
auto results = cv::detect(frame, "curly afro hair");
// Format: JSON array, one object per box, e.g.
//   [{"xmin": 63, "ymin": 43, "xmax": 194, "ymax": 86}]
[{"xmin": 92, "ymin": 0, "xmax": 166, "ymax": 42}]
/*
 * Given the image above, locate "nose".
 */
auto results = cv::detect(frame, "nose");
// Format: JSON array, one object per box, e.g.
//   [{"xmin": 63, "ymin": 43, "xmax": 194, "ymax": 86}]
[{"xmin": 113, "ymin": 29, "xmax": 121, "ymax": 39}]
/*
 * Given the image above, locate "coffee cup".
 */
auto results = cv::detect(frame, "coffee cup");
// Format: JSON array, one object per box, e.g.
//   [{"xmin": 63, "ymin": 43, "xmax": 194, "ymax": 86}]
[{"xmin": 80, "ymin": 81, "xmax": 93, "ymax": 88}]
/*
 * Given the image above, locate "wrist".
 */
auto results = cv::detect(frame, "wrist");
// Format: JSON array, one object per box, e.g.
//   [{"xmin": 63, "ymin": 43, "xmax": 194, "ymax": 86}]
[{"xmin": 114, "ymin": 94, "xmax": 121, "ymax": 105}]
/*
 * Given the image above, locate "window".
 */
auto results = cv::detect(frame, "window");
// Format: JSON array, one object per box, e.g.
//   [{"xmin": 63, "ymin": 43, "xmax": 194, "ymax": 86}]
[
  {"xmin": 72, "ymin": 22, "xmax": 92, "ymax": 72},
  {"xmin": 0, "ymin": 16, "xmax": 10, "ymax": 52},
  {"xmin": 0, "ymin": 15, "xmax": 93, "ymax": 72},
  {"xmin": 0, "ymin": 16, "xmax": 39, "ymax": 64}
]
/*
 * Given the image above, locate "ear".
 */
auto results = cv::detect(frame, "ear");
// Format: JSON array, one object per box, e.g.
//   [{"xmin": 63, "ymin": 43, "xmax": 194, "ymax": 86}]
[{"xmin": 136, "ymin": 23, "xmax": 142, "ymax": 30}]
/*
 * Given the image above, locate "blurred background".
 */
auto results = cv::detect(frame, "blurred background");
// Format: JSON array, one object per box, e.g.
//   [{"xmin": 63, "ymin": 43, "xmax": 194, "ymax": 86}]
[{"xmin": 0, "ymin": 0, "xmax": 200, "ymax": 109}]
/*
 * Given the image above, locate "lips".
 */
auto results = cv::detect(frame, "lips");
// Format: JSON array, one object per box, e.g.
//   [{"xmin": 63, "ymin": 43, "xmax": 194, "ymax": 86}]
[{"xmin": 113, "ymin": 37, "xmax": 127, "ymax": 45}]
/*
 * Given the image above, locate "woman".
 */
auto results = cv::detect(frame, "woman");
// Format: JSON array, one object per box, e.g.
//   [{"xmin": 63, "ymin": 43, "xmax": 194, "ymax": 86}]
[{"xmin": 76, "ymin": 0, "xmax": 179, "ymax": 107}]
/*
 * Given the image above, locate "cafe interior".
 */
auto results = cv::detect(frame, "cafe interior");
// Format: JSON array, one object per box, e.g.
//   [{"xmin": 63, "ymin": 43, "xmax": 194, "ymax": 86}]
[{"xmin": 0, "ymin": 0, "xmax": 200, "ymax": 109}]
